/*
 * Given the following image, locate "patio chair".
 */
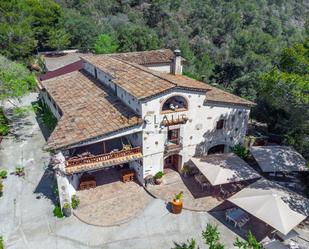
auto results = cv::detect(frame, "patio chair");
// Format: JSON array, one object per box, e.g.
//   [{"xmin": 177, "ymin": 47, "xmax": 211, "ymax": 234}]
[
  {"xmin": 288, "ymin": 241, "xmax": 299, "ymax": 249},
  {"xmin": 194, "ymin": 174, "xmax": 210, "ymax": 190},
  {"xmin": 220, "ymin": 186, "xmax": 229, "ymax": 198}
]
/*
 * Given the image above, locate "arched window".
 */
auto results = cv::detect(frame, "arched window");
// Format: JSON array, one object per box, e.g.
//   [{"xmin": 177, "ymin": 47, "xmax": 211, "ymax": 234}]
[{"xmin": 162, "ymin": 95, "xmax": 188, "ymax": 112}]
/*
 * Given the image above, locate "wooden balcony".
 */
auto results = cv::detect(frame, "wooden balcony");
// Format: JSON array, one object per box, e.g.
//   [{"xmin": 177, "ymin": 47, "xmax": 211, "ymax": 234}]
[
  {"xmin": 164, "ymin": 137, "xmax": 183, "ymax": 155},
  {"xmin": 65, "ymin": 147, "xmax": 143, "ymax": 174}
]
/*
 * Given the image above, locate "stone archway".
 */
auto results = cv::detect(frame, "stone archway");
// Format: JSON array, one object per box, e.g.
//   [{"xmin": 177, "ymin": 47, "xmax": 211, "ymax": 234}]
[
  {"xmin": 207, "ymin": 144, "xmax": 226, "ymax": 154},
  {"xmin": 164, "ymin": 154, "xmax": 182, "ymax": 172}
]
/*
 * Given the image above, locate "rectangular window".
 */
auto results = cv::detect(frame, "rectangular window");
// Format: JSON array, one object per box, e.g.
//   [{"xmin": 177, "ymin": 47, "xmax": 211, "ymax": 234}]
[{"xmin": 216, "ymin": 119, "xmax": 224, "ymax": 130}]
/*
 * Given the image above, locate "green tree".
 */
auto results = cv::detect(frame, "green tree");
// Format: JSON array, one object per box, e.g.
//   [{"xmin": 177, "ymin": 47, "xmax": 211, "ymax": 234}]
[
  {"xmin": 0, "ymin": 0, "xmax": 65, "ymax": 59},
  {"xmin": 0, "ymin": 55, "xmax": 36, "ymax": 101},
  {"xmin": 46, "ymin": 29, "xmax": 71, "ymax": 51},
  {"xmin": 257, "ymin": 40, "xmax": 309, "ymax": 158},
  {"xmin": 63, "ymin": 9, "xmax": 99, "ymax": 51},
  {"xmin": 202, "ymin": 224, "xmax": 225, "ymax": 249},
  {"xmin": 93, "ymin": 34, "xmax": 118, "ymax": 54},
  {"xmin": 117, "ymin": 25, "xmax": 162, "ymax": 52}
]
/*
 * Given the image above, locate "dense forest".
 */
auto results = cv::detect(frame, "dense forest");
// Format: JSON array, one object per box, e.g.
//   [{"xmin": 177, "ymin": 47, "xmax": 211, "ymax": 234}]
[{"xmin": 0, "ymin": 0, "xmax": 308, "ymax": 158}]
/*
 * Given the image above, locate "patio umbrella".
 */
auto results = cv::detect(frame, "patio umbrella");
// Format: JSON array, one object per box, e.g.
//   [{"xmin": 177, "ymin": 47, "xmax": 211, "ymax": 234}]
[
  {"xmin": 228, "ymin": 179, "xmax": 309, "ymax": 235},
  {"xmin": 190, "ymin": 153, "xmax": 260, "ymax": 186},
  {"xmin": 250, "ymin": 146, "xmax": 307, "ymax": 172}
]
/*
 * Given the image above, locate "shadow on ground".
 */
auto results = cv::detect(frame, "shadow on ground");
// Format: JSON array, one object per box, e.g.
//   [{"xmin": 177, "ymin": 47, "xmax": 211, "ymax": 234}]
[
  {"xmin": 31, "ymin": 101, "xmax": 53, "ymax": 141},
  {"xmin": 34, "ymin": 166, "xmax": 58, "ymax": 205},
  {"xmin": 209, "ymin": 201, "xmax": 274, "ymax": 242}
]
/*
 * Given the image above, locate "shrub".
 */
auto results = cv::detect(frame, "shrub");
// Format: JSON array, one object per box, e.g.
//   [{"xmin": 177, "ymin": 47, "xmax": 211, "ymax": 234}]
[
  {"xmin": 12, "ymin": 106, "xmax": 31, "ymax": 119},
  {"xmin": 0, "ymin": 236, "xmax": 3, "ymax": 249},
  {"xmin": 71, "ymin": 195, "xmax": 80, "ymax": 209},
  {"xmin": 15, "ymin": 167, "xmax": 25, "ymax": 176},
  {"xmin": 172, "ymin": 239, "xmax": 197, "ymax": 249},
  {"xmin": 53, "ymin": 205, "xmax": 64, "ymax": 218},
  {"xmin": 0, "ymin": 108, "xmax": 9, "ymax": 136},
  {"xmin": 231, "ymin": 144, "xmax": 250, "ymax": 160},
  {"xmin": 63, "ymin": 202, "xmax": 71, "ymax": 209},
  {"xmin": 154, "ymin": 171, "xmax": 164, "ymax": 179},
  {"xmin": 202, "ymin": 224, "xmax": 224, "ymax": 249},
  {"xmin": 0, "ymin": 170, "xmax": 7, "ymax": 179},
  {"xmin": 34, "ymin": 101, "xmax": 57, "ymax": 131},
  {"xmin": 234, "ymin": 231, "xmax": 261, "ymax": 249}
]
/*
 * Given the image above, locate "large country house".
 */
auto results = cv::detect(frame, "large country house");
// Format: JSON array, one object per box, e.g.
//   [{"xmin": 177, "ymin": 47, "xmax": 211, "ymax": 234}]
[{"xmin": 39, "ymin": 49, "xmax": 254, "ymax": 204}]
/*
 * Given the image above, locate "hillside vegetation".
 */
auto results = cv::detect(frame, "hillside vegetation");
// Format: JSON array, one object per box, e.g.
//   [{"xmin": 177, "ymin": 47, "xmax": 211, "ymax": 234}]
[{"xmin": 0, "ymin": 0, "xmax": 308, "ymax": 157}]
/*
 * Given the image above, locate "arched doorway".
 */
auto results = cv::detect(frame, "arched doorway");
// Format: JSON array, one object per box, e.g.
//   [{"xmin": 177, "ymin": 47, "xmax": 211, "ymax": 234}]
[
  {"xmin": 208, "ymin": 144, "xmax": 225, "ymax": 154},
  {"xmin": 164, "ymin": 154, "xmax": 182, "ymax": 172}
]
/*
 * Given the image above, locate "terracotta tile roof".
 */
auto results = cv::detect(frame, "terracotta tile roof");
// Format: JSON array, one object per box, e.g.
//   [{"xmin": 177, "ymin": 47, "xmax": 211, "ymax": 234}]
[
  {"xmin": 81, "ymin": 55, "xmax": 209, "ymax": 100},
  {"xmin": 157, "ymin": 73, "xmax": 254, "ymax": 106},
  {"xmin": 41, "ymin": 71, "xmax": 142, "ymax": 150},
  {"xmin": 204, "ymin": 85, "xmax": 255, "ymax": 106},
  {"xmin": 43, "ymin": 52, "xmax": 89, "ymax": 71},
  {"xmin": 39, "ymin": 60, "xmax": 83, "ymax": 81},
  {"xmin": 108, "ymin": 49, "xmax": 175, "ymax": 65},
  {"xmin": 81, "ymin": 54, "xmax": 254, "ymax": 106}
]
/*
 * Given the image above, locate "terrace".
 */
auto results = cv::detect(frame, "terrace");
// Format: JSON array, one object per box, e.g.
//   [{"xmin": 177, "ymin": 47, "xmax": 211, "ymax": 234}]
[{"xmin": 64, "ymin": 136, "xmax": 143, "ymax": 174}]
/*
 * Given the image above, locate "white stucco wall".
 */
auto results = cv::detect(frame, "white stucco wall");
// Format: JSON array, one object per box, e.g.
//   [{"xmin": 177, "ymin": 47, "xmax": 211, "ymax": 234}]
[
  {"xmin": 83, "ymin": 61, "xmax": 96, "ymax": 77},
  {"xmin": 140, "ymin": 89, "xmax": 250, "ymax": 177},
  {"xmin": 144, "ymin": 63, "xmax": 172, "ymax": 73},
  {"xmin": 116, "ymin": 86, "xmax": 141, "ymax": 115}
]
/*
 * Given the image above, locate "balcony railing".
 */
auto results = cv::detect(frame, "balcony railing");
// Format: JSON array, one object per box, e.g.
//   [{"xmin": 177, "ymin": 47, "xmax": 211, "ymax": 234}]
[
  {"xmin": 165, "ymin": 137, "xmax": 183, "ymax": 153},
  {"xmin": 66, "ymin": 147, "xmax": 142, "ymax": 168}
]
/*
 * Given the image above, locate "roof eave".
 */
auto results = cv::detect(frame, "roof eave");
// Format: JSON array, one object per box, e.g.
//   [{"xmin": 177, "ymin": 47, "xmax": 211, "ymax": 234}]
[
  {"xmin": 205, "ymin": 99, "xmax": 256, "ymax": 107},
  {"xmin": 45, "ymin": 121, "xmax": 144, "ymax": 151}
]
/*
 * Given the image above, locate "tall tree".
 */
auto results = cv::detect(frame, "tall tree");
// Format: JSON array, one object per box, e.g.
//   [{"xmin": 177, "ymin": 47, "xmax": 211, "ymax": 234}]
[
  {"xmin": 257, "ymin": 39, "xmax": 309, "ymax": 158},
  {"xmin": 117, "ymin": 25, "xmax": 162, "ymax": 52},
  {"xmin": 46, "ymin": 29, "xmax": 71, "ymax": 51},
  {"xmin": 0, "ymin": 0, "xmax": 68, "ymax": 59},
  {"xmin": 93, "ymin": 34, "xmax": 118, "ymax": 54},
  {"xmin": 0, "ymin": 55, "xmax": 36, "ymax": 101}
]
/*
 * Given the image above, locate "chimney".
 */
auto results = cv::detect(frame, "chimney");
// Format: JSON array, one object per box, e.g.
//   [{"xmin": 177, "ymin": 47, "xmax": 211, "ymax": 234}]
[{"xmin": 172, "ymin": 49, "xmax": 182, "ymax": 75}]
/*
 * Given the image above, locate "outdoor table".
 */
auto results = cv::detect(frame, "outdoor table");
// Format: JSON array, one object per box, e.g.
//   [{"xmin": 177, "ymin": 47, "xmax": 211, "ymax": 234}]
[
  {"xmin": 121, "ymin": 169, "xmax": 134, "ymax": 183},
  {"xmin": 194, "ymin": 174, "xmax": 210, "ymax": 190},
  {"xmin": 226, "ymin": 208, "xmax": 247, "ymax": 227}
]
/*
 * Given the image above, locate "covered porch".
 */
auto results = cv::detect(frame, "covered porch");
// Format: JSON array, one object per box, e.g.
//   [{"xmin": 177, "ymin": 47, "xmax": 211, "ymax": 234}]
[{"xmin": 63, "ymin": 134, "xmax": 143, "ymax": 180}]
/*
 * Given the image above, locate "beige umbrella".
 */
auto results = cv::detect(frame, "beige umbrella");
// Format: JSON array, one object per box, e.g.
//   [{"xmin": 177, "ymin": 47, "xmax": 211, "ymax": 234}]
[
  {"xmin": 250, "ymin": 146, "xmax": 307, "ymax": 172},
  {"xmin": 190, "ymin": 153, "xmax": 260, "ymax": 186},
  {"xmin": 229, "ymin": 179, "xmax": 309, "ymax": 235}
]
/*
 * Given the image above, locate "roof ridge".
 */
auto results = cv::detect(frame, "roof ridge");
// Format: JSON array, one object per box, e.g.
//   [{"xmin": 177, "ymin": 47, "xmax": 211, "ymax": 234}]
[{"xmin": 110, "ymin": 56, "xmax": 178, "ymax": 88}]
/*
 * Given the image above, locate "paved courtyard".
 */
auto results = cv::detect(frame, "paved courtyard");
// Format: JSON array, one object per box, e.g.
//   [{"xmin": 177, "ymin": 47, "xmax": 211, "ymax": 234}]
[
  {"xmin": 147, "ymin": 169, "xmax": 223, "ymax": 211},
  {"xmin": 75, "ymin": 169, "xmax": 152, "ymax": 226}
]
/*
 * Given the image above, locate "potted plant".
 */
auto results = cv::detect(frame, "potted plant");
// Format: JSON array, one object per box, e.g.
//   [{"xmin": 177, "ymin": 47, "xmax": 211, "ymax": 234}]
[
  {"xmin": 15, "ymin": 167, "xmax": 25, "ymax": 177},
  {"xmin": 71, "ymin": 195, "xmax": 80, "ymax": 210},
  {"xmin": 0, "ymin": 169, "xmax": 7, "ymax": 179},
  {"xmin": 154, "ymin": 171, "xmax": 164, "ymax": 185},
  {"xmin": 171, "ymin": 191, "xmax": 184, "ymax": 214},
  {"xmin": 62, "ymin": 202, "xmax": 72, "ymax": 217}
]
